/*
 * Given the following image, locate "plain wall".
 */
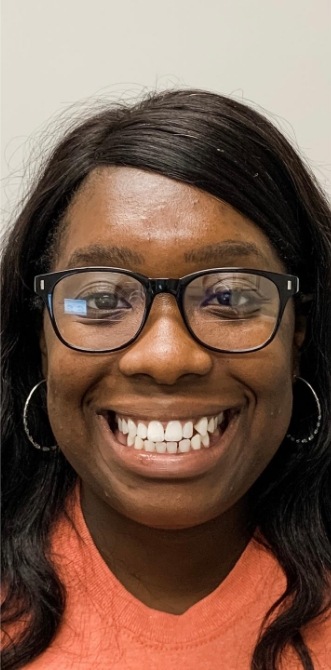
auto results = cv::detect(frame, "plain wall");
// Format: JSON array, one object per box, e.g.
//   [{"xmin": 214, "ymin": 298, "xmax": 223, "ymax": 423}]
[{"xmin": 2, "ymin": 0, "xmax": 331, "ymax": 228}]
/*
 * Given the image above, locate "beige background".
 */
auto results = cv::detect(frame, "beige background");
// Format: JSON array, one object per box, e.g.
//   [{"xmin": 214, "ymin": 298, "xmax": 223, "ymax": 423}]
[{"xmin": 2, "ymin": 0, "xmax": 331, "ymax": 230}]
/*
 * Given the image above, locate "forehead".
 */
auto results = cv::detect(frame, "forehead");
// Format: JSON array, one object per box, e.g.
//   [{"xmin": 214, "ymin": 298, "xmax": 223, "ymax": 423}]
[{"xmin": 55, "ymin": 167, "xmax": 285, "ymax": 275}]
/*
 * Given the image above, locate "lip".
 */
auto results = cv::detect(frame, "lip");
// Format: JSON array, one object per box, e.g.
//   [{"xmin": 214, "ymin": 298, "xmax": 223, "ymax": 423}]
[
  {"xmin": 95, "ymin": 407, "xmax": 243, "ymax": 479},
  {"xmin": 97, "ymin": 401, "xmax": 239, "ymax": 423}
]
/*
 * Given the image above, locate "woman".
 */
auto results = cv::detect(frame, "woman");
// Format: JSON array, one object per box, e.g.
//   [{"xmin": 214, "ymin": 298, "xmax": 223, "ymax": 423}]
[{"xmin": 1, "ymin": 90, "xmax": 331, "ymax": 670}]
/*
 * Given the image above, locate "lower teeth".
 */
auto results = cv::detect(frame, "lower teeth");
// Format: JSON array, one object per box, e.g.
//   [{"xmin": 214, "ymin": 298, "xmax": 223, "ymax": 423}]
[{"xmin": 128, "ymin": 431, "xmax": 220, "ymax": 453}]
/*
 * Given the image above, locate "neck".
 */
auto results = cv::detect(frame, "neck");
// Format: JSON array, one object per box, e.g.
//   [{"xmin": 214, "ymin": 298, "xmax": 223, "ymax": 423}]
[{"xmin": 81, "ymin": 484, "xmax": 252, "ymax": 614}]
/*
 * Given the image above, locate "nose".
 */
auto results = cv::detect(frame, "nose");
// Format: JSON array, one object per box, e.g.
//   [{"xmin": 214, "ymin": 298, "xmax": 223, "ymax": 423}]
[{"xmin": 118, "ymin": 295, "xmax": 213, "ymax": 384}]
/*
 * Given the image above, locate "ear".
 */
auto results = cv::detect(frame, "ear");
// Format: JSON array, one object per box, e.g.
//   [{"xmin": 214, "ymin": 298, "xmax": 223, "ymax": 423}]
[{"xmin": 292, "ymin": 315, "xmax": 306, "ymax": 376}]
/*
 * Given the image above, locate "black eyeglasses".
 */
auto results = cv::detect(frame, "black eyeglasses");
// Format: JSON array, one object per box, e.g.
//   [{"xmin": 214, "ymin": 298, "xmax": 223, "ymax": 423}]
[{"xmin": 34, "ymin": 267, "xmax": 299, "ymax": 354}]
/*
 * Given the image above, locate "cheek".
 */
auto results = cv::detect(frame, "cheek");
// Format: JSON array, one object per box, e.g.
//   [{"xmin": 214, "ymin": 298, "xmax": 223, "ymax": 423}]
[
  {"xmin": 41, "ymin": 326, "xmax": 106, "ymax": 448},
  {"xmin": 210, "ymin": 354, "xmax": 294, "ymax": 516},
  {"xmin": 46, "ymin": 359, "xmax": 87, "ymax": 453},
  {"xmin": 233, "ymin": 326, "xmax": 295, "ymax": 467},
  {"xmin": 42, "ymin": 315, "xmax": 107, "ymax": 399},
  {"xmin": 248, "ymin": 305, "xmax": 295, "ymax": 402},
  {"xmin": 44, "ymin": 354, "xmax": 105, "ymax": 484}
]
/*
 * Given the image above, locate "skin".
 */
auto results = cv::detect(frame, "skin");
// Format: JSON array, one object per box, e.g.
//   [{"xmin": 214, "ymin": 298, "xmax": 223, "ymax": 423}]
[{"xmin": 41, "ymin": 167, "xmax": 303, "ymax": 614}]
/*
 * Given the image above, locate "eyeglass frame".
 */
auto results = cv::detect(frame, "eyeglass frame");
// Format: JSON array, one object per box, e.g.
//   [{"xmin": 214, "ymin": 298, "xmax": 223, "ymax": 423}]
[{"xmin": 34, "ymin": 266, "xmax": 300, "ymax": 355}]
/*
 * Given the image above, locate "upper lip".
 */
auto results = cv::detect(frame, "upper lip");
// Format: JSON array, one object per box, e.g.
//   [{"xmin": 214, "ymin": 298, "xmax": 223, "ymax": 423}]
[{"xmin": 97, "ymin": 403, "xmax": 243, "ymax": 421}]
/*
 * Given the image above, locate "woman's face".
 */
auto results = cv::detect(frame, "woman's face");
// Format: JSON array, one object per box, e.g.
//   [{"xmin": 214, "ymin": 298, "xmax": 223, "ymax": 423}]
[{"xmin": 41, "ymin": 167, "xmax": 301, "ymax": 529}]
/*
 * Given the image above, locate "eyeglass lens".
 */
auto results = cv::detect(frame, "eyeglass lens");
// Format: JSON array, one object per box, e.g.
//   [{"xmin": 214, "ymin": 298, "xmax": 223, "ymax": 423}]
[
  {"xmin": 183, "ymin": 272, "xmax": 279, "ymax": 351},
  {"xmin": 51, "ymin": 270, "xmax": 280, "ymax": 352}
]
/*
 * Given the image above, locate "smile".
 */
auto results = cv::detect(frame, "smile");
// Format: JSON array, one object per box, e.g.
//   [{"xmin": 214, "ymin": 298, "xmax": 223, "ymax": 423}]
[
  {"xmin": 97, "ymin": 406, "xmax": 243, "ymax": 479},
  {"xmin": 102, "ymin": 408, "xmax": 240, "ymax": 455},
  {"xmin": 112, "ymin": 413, "xmax": 226, "ymax": 453}
]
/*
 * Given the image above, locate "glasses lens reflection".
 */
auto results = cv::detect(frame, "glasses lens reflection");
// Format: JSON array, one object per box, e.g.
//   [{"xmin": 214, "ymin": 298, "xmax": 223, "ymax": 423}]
[{"xmin": 53, "ymin": 271, "xmax": 146, "ymax": 351}]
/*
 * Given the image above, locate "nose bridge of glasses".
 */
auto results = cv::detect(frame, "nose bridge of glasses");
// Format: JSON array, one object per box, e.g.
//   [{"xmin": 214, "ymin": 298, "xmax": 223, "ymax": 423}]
[{"xmin": 149, "ymin": 278, "xmax": 180, "ymax": 297}]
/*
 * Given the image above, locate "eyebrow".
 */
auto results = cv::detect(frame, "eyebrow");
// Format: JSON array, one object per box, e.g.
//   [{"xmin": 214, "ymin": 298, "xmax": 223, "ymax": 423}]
[
  {"xmin": 65, "ymin": 245, "xmax": 145, "ymax": 268},
  {"xmin": 65, "ymin": 240, "xmax": 269, "ymax": 271},
  {"xmin": 184, "ymin": 241, "xmax": 269, "ymax": 264}
]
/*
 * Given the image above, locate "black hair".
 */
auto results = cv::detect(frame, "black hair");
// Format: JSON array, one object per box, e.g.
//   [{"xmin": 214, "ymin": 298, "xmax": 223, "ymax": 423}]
[{"xmin": 1, "ymin": 89, "xmax": 331, "ymax": 670}]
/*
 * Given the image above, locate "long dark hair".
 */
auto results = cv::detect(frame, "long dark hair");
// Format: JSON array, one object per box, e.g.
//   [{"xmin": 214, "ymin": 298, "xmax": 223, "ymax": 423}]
[{"xmin": 1, "ymin": 90, "xmax": 331, "ymax": 670}]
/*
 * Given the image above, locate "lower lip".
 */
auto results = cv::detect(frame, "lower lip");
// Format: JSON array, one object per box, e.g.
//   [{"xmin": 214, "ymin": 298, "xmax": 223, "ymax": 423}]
[{"xmin": 96, "ymin": 412, "xmax": 241, "ymax": 479}]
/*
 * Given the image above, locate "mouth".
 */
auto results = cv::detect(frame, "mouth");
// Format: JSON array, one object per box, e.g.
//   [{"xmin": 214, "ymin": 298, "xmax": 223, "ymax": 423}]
[
  {"xmin": 105, "ymin": 410, "xmax": 234, "ymax": 454},
  {"xmin": 96, "ymin": 406, "xmax": 242, "ymax": 479}
]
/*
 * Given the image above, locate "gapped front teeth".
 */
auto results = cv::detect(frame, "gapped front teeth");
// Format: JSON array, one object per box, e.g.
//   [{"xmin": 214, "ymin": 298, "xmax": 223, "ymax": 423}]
[{"xmin": 116, "ymin": 413, "xmax": 225, "ymax": 453}]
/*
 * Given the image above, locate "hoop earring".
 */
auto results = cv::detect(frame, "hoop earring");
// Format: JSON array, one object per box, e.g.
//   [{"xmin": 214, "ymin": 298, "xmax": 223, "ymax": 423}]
[
  {"xmin": 286, "ymin": 377, "xmax": 322, "ymax": 444},
  {"xmin": 23, "ymin": 380, "xmax": 57, "ymax": 452}
]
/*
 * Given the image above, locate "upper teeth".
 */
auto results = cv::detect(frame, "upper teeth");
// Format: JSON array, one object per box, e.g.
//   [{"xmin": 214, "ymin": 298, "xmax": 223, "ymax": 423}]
[{"xmin": 117, "ymin": 414, "xmax": 224, "ymax": 444}]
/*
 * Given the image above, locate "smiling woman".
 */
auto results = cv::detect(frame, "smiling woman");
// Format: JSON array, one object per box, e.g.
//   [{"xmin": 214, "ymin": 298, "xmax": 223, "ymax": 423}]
[{"xmin": 1, "ymin": 90, "xmax": 331, "ymax": 670}]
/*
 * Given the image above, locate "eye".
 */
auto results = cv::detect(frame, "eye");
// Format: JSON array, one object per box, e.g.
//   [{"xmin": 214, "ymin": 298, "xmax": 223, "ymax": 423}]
[
  {"xmin": 201, "ymin": 288, "xmax": 263, "ymax": 315},
  {"xmin": 74, "ymin": 281, "xmax": 133, "ymax": 320},
  {"xmin": 86, "ymin": 292, "xmax": 128, "ymax": 311},
  {"xmin": 214, "ymin": 290, "xmax": 252, "ymax": 307}
]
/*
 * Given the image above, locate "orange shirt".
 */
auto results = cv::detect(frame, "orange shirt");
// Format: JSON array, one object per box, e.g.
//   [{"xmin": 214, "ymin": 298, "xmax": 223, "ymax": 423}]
[{"xmin": 19, "ymin": 490, "xmax": 330, "ymax": 669}]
